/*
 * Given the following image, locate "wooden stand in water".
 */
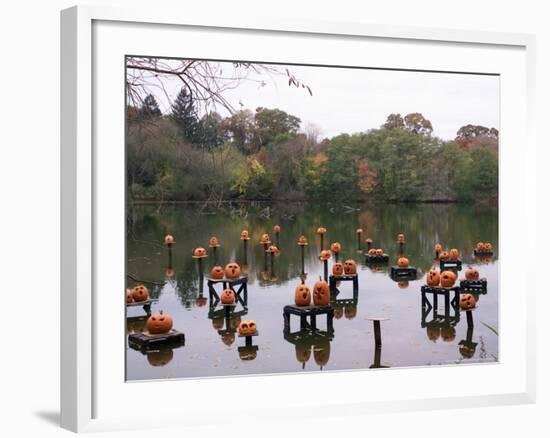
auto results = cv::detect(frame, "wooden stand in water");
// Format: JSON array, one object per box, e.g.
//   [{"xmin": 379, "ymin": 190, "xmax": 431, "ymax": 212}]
[
  {"xmin": 420, "ymin": 286, "xmax": 460, "ymax": 327},
  {"xmin": 329, "ymin": 274, "xmax": 358, "ymax": 292},
  {"xmin": 439, "ymin": 258, "xmax": 463, "ymax": 270},
  {"xmin": 365, "ymin": 254, "xmax": 389, "ymax": 264},
  {"xmin": 459, "ymin": 278, "xmax": 488, "ymax": 292},
  {"xmin": 207, "ymin": 276, "xmax": 248, "ymax": 307},
  {"xmin": 128, "ymin": 329, "xmax": 185, "ymax": 351},
  {"xmin": 390, "ymin": 266, "xmax": 417, "ymax": 279},
  {"xmin": 283, "ymin": 305, "xmax": 334, "ymax": 333},
  {"xmin": 126, "ymin": 298, "xmax": 158, "ymax": 316}
]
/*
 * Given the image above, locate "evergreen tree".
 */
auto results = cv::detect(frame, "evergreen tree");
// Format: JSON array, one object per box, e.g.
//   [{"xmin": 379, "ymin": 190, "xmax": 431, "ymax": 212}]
[
  {"xmin": 140, "ymin": 94, "xmax": 162, "ymax": 118},
  {"xmin": 171, "ymin": 88, "xmax": 199, "ymax": 143}
]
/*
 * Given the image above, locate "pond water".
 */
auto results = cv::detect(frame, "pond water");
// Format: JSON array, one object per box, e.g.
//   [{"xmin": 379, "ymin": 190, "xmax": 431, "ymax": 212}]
[{"xmin": 126, "ymin": 202, "xmax": 498, "ymax": 381}]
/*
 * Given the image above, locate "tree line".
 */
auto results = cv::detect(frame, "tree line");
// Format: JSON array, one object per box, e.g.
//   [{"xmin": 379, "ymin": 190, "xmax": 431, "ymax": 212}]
[{"xmin": 127, "ymin": 90, "xmax": 498, "ymax": 203}]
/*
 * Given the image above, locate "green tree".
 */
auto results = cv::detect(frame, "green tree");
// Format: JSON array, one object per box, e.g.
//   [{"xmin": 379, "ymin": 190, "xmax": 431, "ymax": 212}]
[
  {"xmin": 253, "ymin": 107, "xmax": 301, "ymax": 150},
  {"xmin": 197, "ymin": 112, "xmax": 226, "ymax": 149},
  {"xmin": 171, "ymin": 88, "xmax": 199, "ymax": 143},
  {"xmin": 140, "ymin": 94, "xmax": 162, "ymax": 118}
]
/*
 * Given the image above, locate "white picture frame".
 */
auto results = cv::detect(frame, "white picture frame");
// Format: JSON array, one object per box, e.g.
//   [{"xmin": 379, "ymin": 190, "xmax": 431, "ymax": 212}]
[{"xmin": 60, "ymin": 5, "xmax": 537, "ymax": 433}]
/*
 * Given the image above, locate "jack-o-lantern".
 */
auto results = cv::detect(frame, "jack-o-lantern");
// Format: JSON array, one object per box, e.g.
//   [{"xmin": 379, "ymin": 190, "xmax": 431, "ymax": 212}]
[
  {"xmin": 313, "ymin": 280, "xmax": 330, "ymax": 306},
  {"xmin": 434, "ymin": 243, "xmax": 442, "ymax": 253},
  {"xmin": 316, "ymin": 227, "xmax": 327, "ymax": 235},
  {"xmin": 343, "ymin": 259, "xmax": 357, "ymax": 275},
  {"xmin": 439, "ymin": 251, "xmax": 449, "ymax": 260},
  {"xmin": 240, "ymin": 230, "xmax": 250, "ymax": 240},
  {"xmin": 164, "ymin": 235, "xmax": 174, "ymax": 245},
  {"xmin": 210, "ymin": 265, "xmax": 224, "ymax": 280},
  {"xmin": 333, "ymin": 304, "xmax": 344, "ymax": 319},
  {"xmin": 356, "ymin": 228, "xmax": 363, "ymax": 234},
  {"xmin": 209, "ymin": 236, "xmax": 219, "ymax": 247},
  {"xmin": 295, "ymin": 283, "xmax": 311, "ymax": 306},
  {"xmin": 426, "ymin": 269, "xmax": 441, "ymax": 286},
  {"xmin": 126, "ymin": 288, "xmax": 134, "ymax": 304},
  {"xmin": 460, "ymin": 293, "xmax": 476, "ymax": 310},
  {"xmin": 330, "ymin": 242, "xmax": 341, "ymax": 253},
  {"xmin": 238, "ymin": 320, "xmax": 257, "ymax": 336},
  {"xmin": 212, "ymin": 317, "xmax": 224, "ymax": 330},
  {"xmin": 147, "ymin": 349, "xmax": 174, "ymax": 367},
  {"xmin": 375, "ymin": 248, "xmax": 384, "ymax": 257},
  {"xmin": 220, "ymin": 288, "xmax": 236, "ymax": 305},
  {"xmin": 476, "ymin": 242, "xmax": 484, "ymax": 251},
  {"xmin": 427, "ymin": 326, "xmax": 441, "ymax": 342},
  {"xmin": 146, "ymin": 310, "xmax": 173, "ymax": 335},
  {"xmin": 367, "ymin": 248, "xmax": 376, "ymax": 256},
  {"xmin": 224, "ymin": 262, "xmax": 241, "ymax": 279},
  {"xmin": 260, "ymin": 233, "xmax": 271, "ymax": 244},
  {"xmin": 449, "ymin": 248, "xmax": 459, "ymax": 260},
  {"xmin": 397, "ymin": 257, "xmax": 410, "ymax": 268},
  {"xmin": 295, "ymin": 342, "xmax": 312, "ymax": 364},
  {"xmin": 441, "ymin": 326, "xmax": 456, "ymax": 342},
  {"xmin": 365, "ymin": 238, "xmax": 373, "ymax": 244},
  {"xmin": 465, "ymin": 267, "xmax": 480, "ymax": 280},
  {"xmin": 398, "ymin": 281, "xmax": 409, "ymax": 289},
  {"xmin": 398, "ymin": 233, "xmax": 405, "ymax": 243},
  {"xmin": 221, "ymin": 333, "xmax": 235, "ymax": 346},
  {"xmin": 484, "ymin": 242, "xmax": 493, "ymax": 251},
  {"xmin": 273, "ymin": 224, "xmax": 281, "ymax": 233},
  {"xmin": 313, "ymin": 339, "xmax": 331, "ymax": 367},
  {"xmin": 193, "ymin": 247, "xmax": 207, "ymax": 258},
  {"xmin": 319, "ymin": 250, "xmax": 331, "ymax": 261},
  {"xmin": 297, "ymin": 235, "xmax": 308, "ymax": 245},
  {"xmin": 131, "ymin": 284, "xmax": 149, "ymax": 302},
  {"xmin": 332, "ymin": 262, "xmax": 344, "ymax": 276},
  {"xmin": 440, "ymin": 270, "xmax": 457, "ymax": 288}
]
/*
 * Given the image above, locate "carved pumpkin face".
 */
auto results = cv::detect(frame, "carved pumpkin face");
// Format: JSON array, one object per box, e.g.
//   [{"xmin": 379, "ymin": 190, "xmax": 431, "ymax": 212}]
[
  {"xmin": 426, "ymin": 269, "xmax": 441, "ymax": 286},
  {"xmin": 193, "ymin": 247, "xmax": 207, "ymax": 257},
  {"xmin": 439, "ymin": 251, "xmax": 449, "ymax": 260},
  {"xmin": 343, "ymin": 259, "xmax": 357, "ymax": 275},
  {"xmin": 298, "ymin": 235, "xmax": 308, "ymax": 245},
  {"xmin": 449, "ymin": 248, "xmax": 459, "ymax": 260},
  {"xmin": 238, "ymin": 320, "xmax": 257, "ymax": 336},
  {"xmin": 210, "ymin": 265, "xmax": 224, "ymax": 279},
  {"xmin": 460, "ymin": 293, "xmax": 476, "ymax": 310},
  {"xmin": 316, "ymin": 227, "xmax": 327, "ymax": 235},
  {"xmin": 344, "ymin": 304, "xmax": 358, "ymax": 319},
  {"xmin": 224, "ymin": 262, "xmax": 241, "ymax": 279},
  {"xmin": 398, "ymin": 281, "xmax": 409, "ymax": 289},
  {"xmin": 434, "ymin": 243, "xmax": 442, "ymax": 253},
  {"xmin": 147, "ymin": 349, "xmax": 174, "ymax": 367},
  {"xmin": 131, "ymin": 284, "xmax": 149, "ymax": 302},
  {"xmin": 397, "ymin": 257, "xmax": 409, "ymax": 268},
  {"xmin": 332, "ymin": 263, "xmax": 344, "ymax": 276},
  {"xmin": 356, "ymin": 228, "xmax": 363, "ymax": 234},
  {"xmin": 484, "ymin": 243, "xmax": 493, "ymax": 251},
  {"xmin": 260, "ymin": 233, "xmax": 270, "ymax": 244},
  {"xmin": 319, "ymin": 250, "xmax": 331, "ymax": 261},
  {"xmin": 465, "ymin": 267, "xmax": 480, "ymax": 280},
  {"xmin": 313, "ymin": 339, "xmax": 331, "ymax": 367},
  {"xmin": 295, "ymin": 284, "xmax": 311, "ymax": 306},
  {"xmin": 209, "ymin": 236, "xmax": 219, "ymax": 247},
  {"xmin": 398, "ymin": 233, "xmax": 405, "ymax": 243},
  {"xmin": 212, "ymin": 317, "xmax": 224, "ymax": 330},
  {"xmin": 164, "ymin": 235, "xmax": 174, "ymax": 245},
  {"xmin": 330, "ymin": 242, "xmax": 341, "ymax": 253},
  {"xmin": 313, "ymin": 280, "xmax": 330, "ymax": 306},
  {"xmin": 440, "ymin": 270, "xmax": 457, "ymax": 288},
  {"xmin": 146, "ymin": 310, "xmax": 173, "ymax": 335},
  {"xmin": 273, "ymin": 224, "xmax": 281, "ymax": 233},
  {"xmin": 441, "ymin": 326, "xmax": 456, "ymax": 342},
  {"xmin": 240, "ymin": 230, "xmax": 250, "ymax": 240},
  {"xmin": 476, "ymin": 242, "xmax": 484, "ymax": 251},
  {"xmin": 220, "ymin": 288, "xmax": 236, "ymax": 305},
  {"xmin": 375, "ymin": 248, "xmax": 384, "ymax": 257},
  {"xmin": 295, "ymin": 342, "xmax": 312, "ymax": 364},
  {"xmin": 126, "ymin": 288, "xmax": 134, "ymax": 304},
  {"xmin": 427, "ymin": 326, "xmax": 440, "ymax": 342}
]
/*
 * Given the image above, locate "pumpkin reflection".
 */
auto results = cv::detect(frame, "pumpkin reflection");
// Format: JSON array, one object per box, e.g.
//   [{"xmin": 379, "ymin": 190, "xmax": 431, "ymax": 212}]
[
  {"xmin": 440, "ymin": 325, "xmax": 456, "ymax": 342},
  {"xmin": 333, "ymin": 303, "xmax": 344, "ymax": 319},
  {"xmin": 344, "ymin": 303, "xmax": 357, "ymax": 319},
  {"xmin": 459, "ymin": 343, "xmax": 477, "ymax": 359},
  {"xmin": 295, "ymin": 340, "xmax": 312, "ymax": 366},
  {"xmin": 239, "ymin": 347, "xmax": 257, "ymax": 361},
  {"xmin": 146, "ymin": 348, "xmax": 174, "ymax": 367},
  {"xmin": 426, "ymin": 325, "xmax": 441, "ymax": 342},
  {"xmin": 195, "ymin": 296, "xmax": 207, "ymax": 307},
  {"xmin": 221, "ymin": 333, "xmax": 235, "ymax": 346},
  {"xmin": 313, "ymin": 338, "xmax": 331, "ymax": 368},
  {"xmin": 212, "ymin": 317, "xmax": 224, "ymax": 330},
  {"xmin": 397, "ymin": 281, "xmax": 409, "ymax": 289}
]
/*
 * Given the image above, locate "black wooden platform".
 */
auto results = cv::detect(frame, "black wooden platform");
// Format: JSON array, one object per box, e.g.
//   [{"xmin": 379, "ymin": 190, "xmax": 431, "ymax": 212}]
[
  {"xmin": 237, "ymin": 345, "xmax": 259, "ymax": 360},
  {"xmin": 460, "ymin": 278, "xmax": 488, "ymax": 292},
  {"xmin": 329, "ymin": 274, "xmax": 358, "ymax": 292},
  {"xmin": 439, "ymin": 258, "xmax": 463, "ymax": 270},
  {"xmin": 474, "ymin": 250, "xmax": 494, "ymax": 256},
  {"xmin": 390, "ymin": 266, "xmax": 417, "ymax": 278},
  {"xmin": 365, "ymin": 254, "xmax": 389, "ymax": 263},
  {"xmin": 283, "ymin": 304, "xmax": 334, "ymax": 333},
  {"xmin": 128, "ymin": 329, "xmax": 185, "ymax": 351},
  {"xmin": 238, "ymin": 331, "xmax": 259, "ymax": 347},
  {"xmin": 283, "ymin": 327, "xmax": 334, "ymax": 345},
  {"xmin": 207, "ymin": 275, "xmax": 248, "ymax": 307},
  {"xmin": 126, "ymin": 298, "xmax": 158, "ymax": 316},
  {"xmin": 420, "ymin": 286, "xmax": 460, "ymax": 327}
]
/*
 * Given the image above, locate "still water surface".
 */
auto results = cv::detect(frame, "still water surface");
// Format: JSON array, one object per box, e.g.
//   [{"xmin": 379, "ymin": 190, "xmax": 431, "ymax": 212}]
[{"xmin": 126, "ymin": 202, "xmax": 498, "ymax": 380}]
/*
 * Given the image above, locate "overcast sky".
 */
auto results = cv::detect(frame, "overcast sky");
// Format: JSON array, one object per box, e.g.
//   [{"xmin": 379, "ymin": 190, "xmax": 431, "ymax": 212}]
[{"xmin": 143, "ymin": 61, "xmax": 499, "ymax": 141}]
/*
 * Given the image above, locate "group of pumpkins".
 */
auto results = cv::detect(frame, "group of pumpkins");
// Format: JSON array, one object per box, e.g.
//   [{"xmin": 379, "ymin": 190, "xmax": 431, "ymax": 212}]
[
  {"xmin": 238, "ymin": 320, "xmax": 257, "ymax": 336},
  {"xmin": 366, "ymin": 248, "xmax": 387, "ymax": 257},
  {"xmin": 127, "ymin": 284, "xmax": 149, "ymax": 303},
  {"xmin": 425, "ymin": 266, "xmax": 481, "ymax": 311},
  {"xmin": 295, "ymin": 279, "xmax": 331, "ymax": 307},
  {"xmin": 209, "ymin": 262, "xmax": 242, "ymax": 280},
  {"xmin": 475, "ymin": 242, "xmax": 493, "ymax": 252},
  {"xmin": 435, "ymin": 245, "xmax": 460, "ymax": 260}
]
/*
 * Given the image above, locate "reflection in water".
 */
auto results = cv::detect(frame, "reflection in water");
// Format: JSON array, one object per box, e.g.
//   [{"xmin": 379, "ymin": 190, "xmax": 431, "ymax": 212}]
[{"xmin": 126, "ymin": 202, "xmax": 498, "ymax": 380}]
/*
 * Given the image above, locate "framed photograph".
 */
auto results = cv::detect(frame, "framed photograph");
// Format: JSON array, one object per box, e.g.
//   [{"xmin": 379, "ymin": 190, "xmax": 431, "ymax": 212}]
[{"xmin": 61, "ymin": 5, "xmax": 536, "ymax": 432}]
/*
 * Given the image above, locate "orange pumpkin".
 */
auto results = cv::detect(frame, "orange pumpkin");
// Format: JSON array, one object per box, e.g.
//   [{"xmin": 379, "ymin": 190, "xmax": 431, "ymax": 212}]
[
  {"xmin": 146, "ymin": 310, "xmax": 173, "ymax": 335},
  {"xmin": 319, "ymin": 250, "xmax": 331, "ymax": 261},
  {"xmin": 297, "ymin": 235, "xmax": 308, "ymax": 245},
  {"xmin": 356, "ymin": 228, "xmax": 363, "ymax": 234},
  {"xmin": 434, "ymin": 243, "xmax": 442, "ymax": 253},
  {"xmin": 426, "ymin": 269, "xmax": 440, "ymax": 286},
  {"xmin": 330, "ymin": 242, "xmax": 341, "ymax": 253},
  {"xmin": 260, "ymin": 233, "xmax": 271, "ymax": 244},
  {"xmin": 439, "ymin": 251, "xmax": 449, "ymax": 260},
  {"xmin": 476, "ymin": 242, "xmax": 484, "ymax": 251},
  {"xmin": 147, "ymin": 349, "xmax": 174, "ymax": 367},
  {"xmin": 465, "ymin": 267, "xmax": 480, "ymax": 280},
  {"xmin": 126, "ymin": 288, "xmax": 134, "ymax": 304},
  {"xmin": 449, "ymin": 248, "xmax": 459, "ymax": 260},
  {"xmin": 238, "ymin": 320, "xmax": 257, "ymax": 336},
  {"xmin": 365, "ymin": 238, "xmax": 373, "ymax": 244},
  {"xmin": 344, "ymin": 303, "xmax": 358, "ymax": 319},
  {"xmin": 343, "ymin": 259, "xmax": 357, "ymax": 275},
  {"xmin": 440, "ymin": 270, "xmax": 457, "ymax": 288},
  {"xmin": 210, "ymin": 265, "xmax": 224, "ymax": 280},
  {"xmin": 397, "ymin": 257, "xmax": 410, "ymax": 268},
  {"xmin": 375, "ymin": 248, "xmax": 384, "ymax": 257},
  {"xmin": 193, "ymin": 247, "xmax": 207, "ymax": 257},
  {"xmin": 220, "ymin": 288, "xmax": 236, "ymax": 305},
  {"xmin": 398, "ymin": 233, "xmax": 405, "ymax": 243},
  {"xmin": 131, "ymin": 284, "xmax": 149, "ymax": 302},
  {"xmin": 164, "ymin": 235, "xmax": 174, "ymax": 245},
  {"xmin": 460, "ymin": 293, "xmax": 476, "ymax": 310},
  {"xmin": 273, "ymin": 224, "xmax": 281, "ymax": 233},
  {"xmin": 240, "ymin": 230, "xmax": 250, "ymax": 240},
  {"xmin": 484, "ymin": 242, "xmax": 493, "ymax": 251},
  {"xmin": 224, "ymin": 262, "xmax": 241, "ymax": 279},
  {"xmin": 316, "ymin": 227, "xmax": 327, "ymax": 235},
  {"xmin": 295, "ymin": 284, "xmax": 311, "ymax": 306},
  {"xmin": 313, "ymin": 279, "xmax": 330, "ymax": 306},
  {"xmin": 367, "ymin": 248, "xmax": 377, "ymax": 256},
  {"xmin": 441, "ymin": 326, "xmax": 456, "ymax": 342},
  {"xmin": 209, "ymin": 236, "xmax": 219, "ymax": 247},
  {"xmin": 332, "ymin": 262, "xmax": 344, "ymax": 276}
]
